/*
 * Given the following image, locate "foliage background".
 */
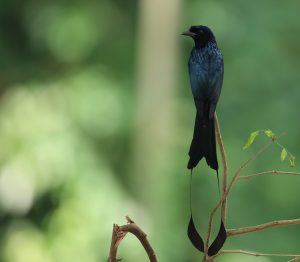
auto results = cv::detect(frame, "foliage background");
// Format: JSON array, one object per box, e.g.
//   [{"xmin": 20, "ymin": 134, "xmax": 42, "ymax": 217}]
[{"xmin": 0, "ymin": 0, "xmax": 299, "ymax": 261}]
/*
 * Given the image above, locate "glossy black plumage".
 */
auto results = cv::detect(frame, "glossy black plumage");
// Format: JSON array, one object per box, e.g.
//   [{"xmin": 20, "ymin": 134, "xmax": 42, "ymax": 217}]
[
  {"xmin": 183, "ymin": 25, "xmax": 227, "ymax": 256},
  {"xmin": 183, "ymin": 25, "xmax": 224, "ymax": 171}
]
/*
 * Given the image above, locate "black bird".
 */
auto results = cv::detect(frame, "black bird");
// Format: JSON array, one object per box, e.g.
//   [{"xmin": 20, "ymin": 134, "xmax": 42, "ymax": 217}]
[
  {"xmin": 183, "ymin": 25, "xmax": 226, "ymax": 256},
  {"xmin": 182, "ymin": 25, "xmax": 224, "ymax": 171}
]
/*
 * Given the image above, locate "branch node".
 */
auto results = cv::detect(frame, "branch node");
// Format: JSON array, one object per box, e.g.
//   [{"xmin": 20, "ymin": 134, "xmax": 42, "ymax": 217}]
[{"xmin": 126, "ymin": 216, "xmax": 134, "ymax": 224}]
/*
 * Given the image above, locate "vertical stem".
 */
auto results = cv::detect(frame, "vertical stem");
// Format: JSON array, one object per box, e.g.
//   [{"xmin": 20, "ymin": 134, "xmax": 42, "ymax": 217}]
[
  {"xmin": 214, "ymin": 113, "xmax": 228, "ymax": 224},
  {"xmin": 202, "ymin": 113, "xmax": 228, "ymax": 262}
]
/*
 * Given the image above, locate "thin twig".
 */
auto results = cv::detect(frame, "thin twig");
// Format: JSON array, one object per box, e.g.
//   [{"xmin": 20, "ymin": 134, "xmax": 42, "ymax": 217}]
[
  {"xmin": 227, "ymin": 218, "xmax": 300, "ymax": 237},
  {"xmin": 213, "ymin": 249, "xmax": 300, "ymax": 259},
  {"xmin": 214, "ymin": 113, "xmax": 228, "ymax": 224},
  {"xmin": 238, "ymin": 170, "xmax": 300, "ymax": 180},
  {"xmin": 202, "ymin": 139, "xmax": 274, "ymax": 261},
  {"xmin": 108, "ymin": 216, "xmax": 158, "ymax": 262}
]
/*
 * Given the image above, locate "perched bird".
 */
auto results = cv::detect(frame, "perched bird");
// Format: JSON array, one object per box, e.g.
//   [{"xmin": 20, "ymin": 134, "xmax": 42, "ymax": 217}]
[
  {"xmin": 182, "ymin": 25, "xmax": 226, "ymax": 256},
  {"xmin": 182, "ymin": 25, "xmax": 224, "ymax": 171}
]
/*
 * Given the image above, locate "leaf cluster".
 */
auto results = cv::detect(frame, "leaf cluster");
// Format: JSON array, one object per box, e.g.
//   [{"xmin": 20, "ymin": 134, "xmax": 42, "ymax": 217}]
[{"xmin": 243, "ymin": 129, "xmax": 296, "ymax": 167}]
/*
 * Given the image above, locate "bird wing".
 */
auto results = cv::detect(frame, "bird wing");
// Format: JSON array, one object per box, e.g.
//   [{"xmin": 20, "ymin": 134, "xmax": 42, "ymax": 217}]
[
  {"xmin": 208, "ymin": 55, "xmax": 224, "ymax": 105},
  {"xmin": 188, "ymin": 55, "xmax": 223, "ymax": 118},
  {"xmin": 188, "ymin": 62, "xmax": 207, "ymax": 100}
]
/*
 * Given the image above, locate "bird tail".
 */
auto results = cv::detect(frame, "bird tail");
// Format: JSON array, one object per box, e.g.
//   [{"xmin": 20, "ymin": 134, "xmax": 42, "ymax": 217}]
[{"xmin": 187, "ymin": 112, "xmax": 218, "ymax": 171}]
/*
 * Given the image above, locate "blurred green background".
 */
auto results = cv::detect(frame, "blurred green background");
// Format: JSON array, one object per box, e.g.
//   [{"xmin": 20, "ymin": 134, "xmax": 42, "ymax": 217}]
[{"xmin": 0, "ymin": 0, "xmax": 299, "ymax": 261}]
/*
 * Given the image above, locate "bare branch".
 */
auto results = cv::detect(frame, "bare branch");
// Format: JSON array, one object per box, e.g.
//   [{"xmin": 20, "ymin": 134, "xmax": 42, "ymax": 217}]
[
  {"xmin": 238, "ymin": 170, "xmax": 300, "ymax": 181},
  {"xmin": 214, "ymin": 113, "xmax": 228, "ymax": 224},
  {"xmin": 108, "ymin": 216, "xmax": 158, "ymax": 262},
  {"xmin": 214, "ymin": 249, "xmax": 300, "ymax": 259},
  {"xmin": 227, "ymin": 218, "xmax": 300, "ymax": 237}
]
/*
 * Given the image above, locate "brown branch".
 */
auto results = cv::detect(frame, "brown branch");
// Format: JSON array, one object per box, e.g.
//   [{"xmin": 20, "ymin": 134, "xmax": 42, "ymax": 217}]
[
  {"xmin": 108, "ymin": 216, "xmax": 158, "ymax": 262},
  {"xmin": 238, "ymin": 170, "xmax": 300, "ymax": 180},
  {"xmin": 202, "ymin": 113, "xmax": 229, "ymax": 261},
  {"xmin": 227, "ymin": 218, "xmax": 300, "ymax": 237},
  {"xmin": 214, "ymin": 113, "xmax": 228, "ymax": 224},
  {"xmin": 213, "ymin": 249, "xmax": 300, "ymax": 259},
  {"xmin": 202, "ymin": 139, "xmax": 274, "ymax": 261}
]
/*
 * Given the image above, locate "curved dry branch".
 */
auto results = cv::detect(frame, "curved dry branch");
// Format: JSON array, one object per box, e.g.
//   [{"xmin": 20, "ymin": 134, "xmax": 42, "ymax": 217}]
[
  {"xmin": 108, "ymin": 216, "xmax": 157, "ymax": 262},
  {"xmin": 227, "ymin": 218, "xmax": 300, "ymax": 237},
  {"xmin": 214, "ymin": 113, "xmax": 228, "ymax": 224}
]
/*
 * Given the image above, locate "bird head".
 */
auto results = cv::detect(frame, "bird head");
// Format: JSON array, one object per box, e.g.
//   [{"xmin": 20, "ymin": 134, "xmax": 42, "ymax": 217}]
[{"xmin": 182, "ymin": 25, "xmax": 216, "ymax": 47}]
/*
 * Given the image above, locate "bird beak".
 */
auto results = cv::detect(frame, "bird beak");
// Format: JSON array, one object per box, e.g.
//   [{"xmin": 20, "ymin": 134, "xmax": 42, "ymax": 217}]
[{"xmin": 181, "ymin": 31, "xmax": 196, "ymax": 37}]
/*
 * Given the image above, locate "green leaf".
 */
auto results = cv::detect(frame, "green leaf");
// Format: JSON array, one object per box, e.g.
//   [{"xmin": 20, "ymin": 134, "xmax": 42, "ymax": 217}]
[
  {"xmin": 264, "ymin": 129, "xmax": 275, "ymax": 139},
  {"xmin": 280, "ymin": 148, "xmax": 287, "ymax": 161},
  {"xmin": 243, "ymin": 130, "xmax": 260, "ymax": 150},
  {"xmin": 289, "ymin": 155, "xmax": 296, "ymax": 167}
]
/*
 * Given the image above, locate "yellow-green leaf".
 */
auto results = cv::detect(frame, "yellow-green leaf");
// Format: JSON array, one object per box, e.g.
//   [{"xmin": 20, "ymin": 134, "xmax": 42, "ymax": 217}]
[
  {"xmin": 289, "ymin": 155, "xmax": 296, "ymax": 167},
  {"xmin": 264, "ymin": 129, "xmax": 275, "ymax": 139},
  {"xmin": 243, "ymin": 130, "xmax": 260, "ymax": 150},
  {"xmin": 280, "ymin": 148, "xmax": 287, "ymax": 161}
]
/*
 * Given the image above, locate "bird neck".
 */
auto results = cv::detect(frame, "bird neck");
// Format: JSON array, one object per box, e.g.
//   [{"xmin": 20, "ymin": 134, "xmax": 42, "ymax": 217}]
[{"xmin": 195, "ymin": 40, "xmax": 218, "ymax": 49}]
